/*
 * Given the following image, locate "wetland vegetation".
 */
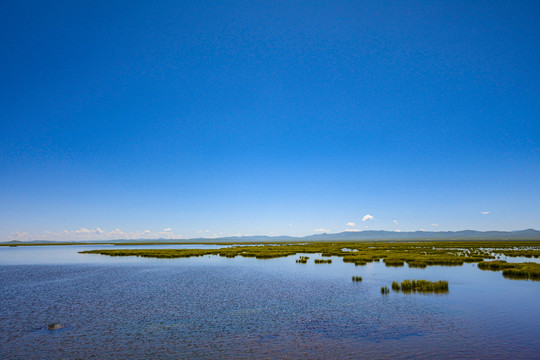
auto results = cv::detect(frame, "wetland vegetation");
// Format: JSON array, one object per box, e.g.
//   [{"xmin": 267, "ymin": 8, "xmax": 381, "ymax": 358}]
[
  {"xmin": 80, "ymin": 240, "xmax": 540, "ymax": 281},
  {"xmin": 391, "ymin": 280, "xmax": 449, "ymax": 293},
  {"xmin": 478, "ymin": 260, "xmax": 540, "ymax": 280},
  {"xmin": 314, "ymin": 259, "xmax": 332, "ymax": 264}
]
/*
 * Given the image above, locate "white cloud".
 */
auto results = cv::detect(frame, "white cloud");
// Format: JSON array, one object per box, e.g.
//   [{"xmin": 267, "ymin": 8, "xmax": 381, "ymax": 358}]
[
  {"xmin": 314, "ymin": 228, "xmax": 330, "ymax": 232},
  {"xmin": 8, "ymin": 231, "xmax": 31, "ymax": 241},
  {"xmin": 481, "ymin": 211, "xmax": 490, "ymax": 215},
  {"xmin": 395, "ymin": 229, "xmax": 401, "ymax": 232},
  {"xmin": 431, "ymin": 224, "xmax": 438, "ymax": 227},
  {"xmin": 362, "ymin": 214, "xmax": 374, "ymax": 221},
  {"xmin": 109, "ymin": 228, "xmax": 124, "ymax": 236},
  {"xmin": 7, "ymin": 227, "xmax": 184, "ymax": 242},
  {"xmin": 344, "ymin": 228, "xmax": 362, "ymax": 232},
  {"xmin": 393, "ymin": 220, "xmax": 398, "ymax": 224},
  {"xmin": 346, "ymin": 222, "xmax": 356, "ymax": 227}
]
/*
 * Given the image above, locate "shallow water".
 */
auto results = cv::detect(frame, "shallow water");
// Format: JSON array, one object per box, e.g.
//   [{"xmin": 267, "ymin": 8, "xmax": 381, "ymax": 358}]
[{"xmin": 0, "ymin": 247, "xmax": 539, "ymax": 359}]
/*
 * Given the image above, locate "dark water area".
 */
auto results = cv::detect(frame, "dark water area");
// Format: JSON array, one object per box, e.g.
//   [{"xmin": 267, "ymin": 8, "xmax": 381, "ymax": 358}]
[{"xmin": 1, "ymin": 247, "xmax": 539, "ymax": 359}]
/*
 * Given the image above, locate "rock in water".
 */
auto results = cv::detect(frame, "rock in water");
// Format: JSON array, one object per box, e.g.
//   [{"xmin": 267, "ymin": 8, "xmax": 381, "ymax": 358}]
[{"xmin": 48, "ymin": 323, "xmax": 63, "ymax": 330}]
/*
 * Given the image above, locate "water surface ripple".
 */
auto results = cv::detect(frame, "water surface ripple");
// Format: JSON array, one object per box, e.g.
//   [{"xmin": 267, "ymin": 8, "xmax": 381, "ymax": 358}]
[{"xmin": 0, "ymin": 248, "xmax": 539, "ymax": 359}]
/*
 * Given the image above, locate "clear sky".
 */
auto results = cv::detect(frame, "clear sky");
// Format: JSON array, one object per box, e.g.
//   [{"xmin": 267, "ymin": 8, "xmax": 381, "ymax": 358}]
[{"xmin": 1, "ymin": 1, "xmax": 539, "ymax": 241}]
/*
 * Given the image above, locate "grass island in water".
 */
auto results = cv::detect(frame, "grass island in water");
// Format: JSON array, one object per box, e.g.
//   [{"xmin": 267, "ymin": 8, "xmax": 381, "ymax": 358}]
[{"xmin": 391, "ymin": 279, "xmax": 449, "ymax": 293}]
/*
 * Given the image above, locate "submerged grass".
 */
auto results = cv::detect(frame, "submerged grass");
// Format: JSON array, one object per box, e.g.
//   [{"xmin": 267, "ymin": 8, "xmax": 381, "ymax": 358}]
[{"xmin": 79, "ymin": 240, "xmax": 540, "ymax": 281}]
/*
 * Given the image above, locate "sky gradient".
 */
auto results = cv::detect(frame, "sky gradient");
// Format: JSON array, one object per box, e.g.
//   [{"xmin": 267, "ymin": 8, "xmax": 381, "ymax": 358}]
[{"xmin": 1, "ymin": 1, "xmax": 539, "ymax": 241}]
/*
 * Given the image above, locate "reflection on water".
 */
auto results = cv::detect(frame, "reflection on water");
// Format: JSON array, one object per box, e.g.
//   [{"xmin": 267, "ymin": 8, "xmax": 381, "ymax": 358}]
[
  {"xmin": 0, "ymin": 244, "xmax": 233, "ymax": 265},
  {"xmin": 0, "ymin": 247, "xmax": 539, "ymax": 359}
]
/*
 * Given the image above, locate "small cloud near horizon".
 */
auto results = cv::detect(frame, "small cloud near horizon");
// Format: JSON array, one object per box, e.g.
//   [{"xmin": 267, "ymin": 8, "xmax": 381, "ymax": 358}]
[
  {"xmin": 481, "ymin": 211, "xmax": 490, "ymax": 215},
  {"xmin": 393, "ymin": 220, "xmax": 398, "ymax": 224},
  {"xmin": 346, "ymin": 222, "xmax": 356, "ymax": 227},
  {"xmin": 314, "ymin": 228, "xmax": 330, "ymax": 232},
  {"xmin": 362, "ymin": 214, "xmax": 374, "ymax": 221},
  {"xmin": 8, "ymin": 227, "xmax": 182, "ymax": 242}
]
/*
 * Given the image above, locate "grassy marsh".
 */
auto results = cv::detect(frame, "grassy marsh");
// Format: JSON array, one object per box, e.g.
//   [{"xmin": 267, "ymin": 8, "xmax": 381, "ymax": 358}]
[
  {"xmin": 478, "ymin": 260, "xmax": 540, "ymax": 281},
  {"xmin": 79, "ymin": 240, "xmax": 540, "ymax": 281}
]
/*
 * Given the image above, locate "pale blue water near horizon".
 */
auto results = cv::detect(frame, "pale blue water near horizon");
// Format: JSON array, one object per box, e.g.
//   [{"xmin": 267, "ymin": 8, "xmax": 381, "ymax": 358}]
[{"xmin": 1, "ymin": 245, "xmax": 539, "ymax": 359}]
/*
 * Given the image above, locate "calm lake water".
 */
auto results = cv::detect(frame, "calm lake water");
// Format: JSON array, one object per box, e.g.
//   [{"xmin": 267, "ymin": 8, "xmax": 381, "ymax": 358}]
[{"xmin": 1, "ymin": 245, "xmax": 539, "ymax": 359}]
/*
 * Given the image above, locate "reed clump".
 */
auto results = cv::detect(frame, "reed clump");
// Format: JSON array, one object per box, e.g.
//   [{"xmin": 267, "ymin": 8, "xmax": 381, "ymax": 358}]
[
  {"xmin": 314, "ymin": 259, "xmax": 332, "ymax": 264},
  {"xmin": 478, "ymin": 261, "xmax": 540, "ymax": 281},
  {"xmin": 502, "ymin": 263, "xmax": 540, "ymax": 281},
  {"xmin": 296, "ymin": 256, "xmax": 309, "ymax": 264},
  {"xmin": 381, "ymin": 286, "xmax": 390, "ymax": 294},
  {"xmin": 352, "ymin": 276, "xmax": 362, "ymax": 282},
  {"xmin": 477, "ymin": 260, "xmax": 515, "ymax": 271},
  {"xmin": 384, "ymin": 258, "xmax": 404, "ymax": 267},
  {"xmin": 392, "ymin": 279, "xmax": 449, "ymax": 293}
]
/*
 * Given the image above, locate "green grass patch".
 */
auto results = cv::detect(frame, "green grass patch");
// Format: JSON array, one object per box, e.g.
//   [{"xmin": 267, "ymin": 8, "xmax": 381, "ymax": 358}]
[
  {"xmin": 392, "ymin": 279, "xmax": 449, "ymax": 293},
  {"xmin": 314, "ymin": 259, "xmax": 332, "ymax": 264},
  {"xmin": 478, "ymin": 261, "xmax": 540, "ymax": 281},
  {"xmin": 384, "ymin": 258, "xmax": 405, "ymax": 267}
]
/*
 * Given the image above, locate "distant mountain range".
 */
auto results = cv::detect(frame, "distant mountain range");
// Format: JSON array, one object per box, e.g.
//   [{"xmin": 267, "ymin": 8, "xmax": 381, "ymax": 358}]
[{"xmin": 2, "ymin": 229, "xmax": 540, "ymax": 244}]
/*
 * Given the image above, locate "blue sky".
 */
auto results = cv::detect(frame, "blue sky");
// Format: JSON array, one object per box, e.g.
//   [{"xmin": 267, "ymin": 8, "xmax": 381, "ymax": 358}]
[{"xmin": 1, "ymin": 1, "xmax": 539, "ymax": 241}]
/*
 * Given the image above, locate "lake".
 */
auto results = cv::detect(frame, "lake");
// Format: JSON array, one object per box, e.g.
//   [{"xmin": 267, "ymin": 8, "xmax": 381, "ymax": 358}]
[{"xmin": 1, "ymin": 245, "xmax": 539, "ymax": 359}]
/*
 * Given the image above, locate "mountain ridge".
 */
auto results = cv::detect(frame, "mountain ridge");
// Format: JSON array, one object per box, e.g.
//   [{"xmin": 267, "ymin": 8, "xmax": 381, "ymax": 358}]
[{"xmin": 2, "ymin": 229, "xmax": 540, "ymax": 244}]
